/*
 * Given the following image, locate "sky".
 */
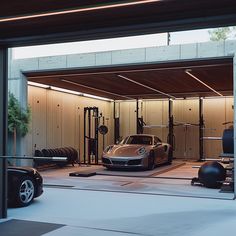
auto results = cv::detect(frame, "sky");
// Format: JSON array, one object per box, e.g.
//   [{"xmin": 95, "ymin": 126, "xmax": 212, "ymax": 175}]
[{"xmin": 13, "ymin": 29, "xmax": 211, "ymax": 59}]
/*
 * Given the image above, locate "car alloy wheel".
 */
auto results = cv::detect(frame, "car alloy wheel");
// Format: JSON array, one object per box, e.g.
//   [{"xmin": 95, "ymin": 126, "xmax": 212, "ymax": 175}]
[
  {"xmin": 148, "ymin": 152, "xmax": 155, "ymax": 170},
  {"xmin": 13, "ymin": 176, "xmax": 36, "ymax": 207},
  {"xmin": 20, "ymin": 179, "xmax": 35, "ymax": 204}
]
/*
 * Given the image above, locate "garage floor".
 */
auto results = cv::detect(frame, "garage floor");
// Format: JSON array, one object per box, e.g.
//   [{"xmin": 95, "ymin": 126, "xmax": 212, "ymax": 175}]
[
  {"xmin": 39, "ymin": 161, "xmax": 234, "ymax": 200},
  {"xmin": 1, "ymin": 160, "xmax": 235, "ymax": 236}
]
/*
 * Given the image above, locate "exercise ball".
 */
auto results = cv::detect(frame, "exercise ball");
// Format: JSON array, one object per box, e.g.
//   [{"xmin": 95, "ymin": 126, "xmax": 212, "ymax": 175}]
[{"xmin": 198, "ymin": 161, "xmax": 226, "ymax": 188}]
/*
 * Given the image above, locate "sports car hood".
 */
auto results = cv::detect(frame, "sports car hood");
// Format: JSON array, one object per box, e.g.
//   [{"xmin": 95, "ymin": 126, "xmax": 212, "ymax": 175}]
[
  {"xmin": 8, "ymin": 166, "xmax": 37, "ymax": 175},
  {"xmin": 104, "ymin": 144, "xmax": 152, "ymax": 157}
]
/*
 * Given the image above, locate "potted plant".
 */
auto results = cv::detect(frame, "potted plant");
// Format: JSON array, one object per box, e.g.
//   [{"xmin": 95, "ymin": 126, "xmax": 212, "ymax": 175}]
[{"xmin": 8, "ymin": 92, "xmax": 31, "ymax": 156}]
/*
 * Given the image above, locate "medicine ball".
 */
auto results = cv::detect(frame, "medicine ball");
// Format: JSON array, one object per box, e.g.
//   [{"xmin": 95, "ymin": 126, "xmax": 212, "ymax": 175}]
[{"xmin": 198, "ymin": 161, "xmax": 226, "ymax": 188}]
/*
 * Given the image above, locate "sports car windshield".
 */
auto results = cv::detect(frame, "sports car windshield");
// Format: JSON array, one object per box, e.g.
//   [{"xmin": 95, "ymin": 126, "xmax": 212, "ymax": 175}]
[{"xmin": 125, "ymin": 136, "xmax": 153, "ymax": 145}]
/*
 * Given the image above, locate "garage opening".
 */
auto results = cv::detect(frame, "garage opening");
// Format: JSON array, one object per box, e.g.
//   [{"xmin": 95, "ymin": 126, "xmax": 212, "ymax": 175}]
[{"xmin": 13, "ymin": 54, "xmax": 232, "ymax": 200}]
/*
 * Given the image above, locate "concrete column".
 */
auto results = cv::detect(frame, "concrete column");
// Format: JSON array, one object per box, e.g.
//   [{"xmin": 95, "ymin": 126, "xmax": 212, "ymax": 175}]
[
  {"xmin": 0, "ymin": 47, "xmax": 8, "ymax": 218},
  {"xmin": 234, "ymin": 55, "xmax": 236, "ymax": 199}
]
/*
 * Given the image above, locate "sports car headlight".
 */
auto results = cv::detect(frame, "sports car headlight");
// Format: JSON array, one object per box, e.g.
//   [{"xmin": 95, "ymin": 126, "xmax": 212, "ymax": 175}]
[
  {"xmin": 138, "ymin": 147, "xmax": 146, "ymax": 155},
  {"xmin": 104, "ymin": 145, "xmax": 114, "ymax": 153}
]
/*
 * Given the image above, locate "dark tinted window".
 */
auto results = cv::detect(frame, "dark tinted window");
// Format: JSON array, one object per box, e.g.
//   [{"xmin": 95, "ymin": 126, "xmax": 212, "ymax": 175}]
[
  {"xmin": 126, "ymin": 136, "xmax": 153, "ymax": 145},
  {"xmin": 154, "ymin": 136, "xmax": 162, "ymax": 144}
]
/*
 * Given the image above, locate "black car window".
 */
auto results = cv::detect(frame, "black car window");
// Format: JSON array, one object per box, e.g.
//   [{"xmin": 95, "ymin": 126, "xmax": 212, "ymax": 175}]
[
  {"xmin": 154, "ymin": 136, "xmax": 162, "ymax": 144},
  {"xmin": 120, "ymin": 137, "xmax": 128, "ymax": 144},
  {"xmin": 126, "ymin": 136, "xmax": 152, "ymax": 145}
]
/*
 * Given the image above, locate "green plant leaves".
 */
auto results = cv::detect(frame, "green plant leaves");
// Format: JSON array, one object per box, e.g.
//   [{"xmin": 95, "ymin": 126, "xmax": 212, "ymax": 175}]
[{"xmin": 8, "ymin": 92, "xmax": 31, "ymax": 136}]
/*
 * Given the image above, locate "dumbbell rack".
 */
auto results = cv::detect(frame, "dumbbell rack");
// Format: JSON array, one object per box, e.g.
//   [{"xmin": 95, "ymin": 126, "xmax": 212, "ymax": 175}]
[{"xmin": 220, "ymin": 154, "xmax": 234, "ymax": 193}]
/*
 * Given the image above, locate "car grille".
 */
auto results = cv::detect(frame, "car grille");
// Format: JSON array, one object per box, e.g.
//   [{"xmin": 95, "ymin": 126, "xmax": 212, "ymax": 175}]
[
  {"xmin": 102, "ymin": 158, "xmax": 112, "ymax": 164},
  {"xmin": 127, "ymin": 159, "xmax": 141, "ymax": 165},
  {"xmin": 111, "ymin": 160, "xmax": 127, "ymax": 165}
]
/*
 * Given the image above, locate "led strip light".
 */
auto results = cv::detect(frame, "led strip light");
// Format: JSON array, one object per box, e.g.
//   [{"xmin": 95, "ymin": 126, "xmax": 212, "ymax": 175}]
[
  {"xmin": 117, "ymin": 74, "xmax": 176, "ymax": 99},
  {"xmin": 61, "ymin": 79, "xmax": 133, "ymax": 100},
  {"xmin": 28, "ymin": 81, "xmax": 113, "ymax": 101},
  {"xmin": 185, "ymin": 69, "xmax": 223, "ymax": 97},
  {"xmin": 0, "ymin": 0, "xmax": 160, "ymax": 23}
]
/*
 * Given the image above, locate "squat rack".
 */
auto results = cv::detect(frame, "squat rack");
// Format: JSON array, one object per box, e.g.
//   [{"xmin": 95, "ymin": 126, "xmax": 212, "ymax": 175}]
[
  {"xmin": 83, "ymin": 107, "xmax": 99, "ymax": 165},
  {"xmin": 135, "ymin": 98, "xmax": 205, "ymax": 161}
]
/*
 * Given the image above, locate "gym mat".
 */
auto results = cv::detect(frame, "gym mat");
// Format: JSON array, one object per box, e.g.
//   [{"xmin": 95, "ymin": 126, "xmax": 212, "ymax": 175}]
[
  {"xmin": 96, "ymin": 162, "xmax": 185, "ymax": 177},
  {"xmin": 69, "ymin": 170, "xmax": 96, "ymax": 177},
  {"xmin": 0, "ymin": 219, "xmax": 65, "ymax": 236}
]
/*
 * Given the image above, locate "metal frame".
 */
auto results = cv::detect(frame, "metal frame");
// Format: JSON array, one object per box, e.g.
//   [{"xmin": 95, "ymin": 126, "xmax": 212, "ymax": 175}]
[
  {"xmin": 83, "ymin": 107, "xmax": 99, "ymax": 165},
  {"xmin": 0, "ymin": 47, "xmax": 8, "ymax": 218},
  {"xmin": 234, "ymin": 55, "xmax": 236, "ymax": 196},
  {"xmin": 136, "ymin": 99, "xmax": 139, "ymax": 134},
  {"xmin": 199, "ymin": 98, "xmax": 204, "ymax": 161},
  {"xmin": 113, "ymin": 102, "xmax": 120, "ymax": 143},
  {"xmin": 168, "ymin": 99, "xmax": 174, "ymax": 155}
]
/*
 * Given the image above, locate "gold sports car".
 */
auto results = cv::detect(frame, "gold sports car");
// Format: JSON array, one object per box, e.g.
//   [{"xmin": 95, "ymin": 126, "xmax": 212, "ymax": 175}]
[{"xmin": 102, "ymin": 134, "xmax": 172, "ymax": 170}]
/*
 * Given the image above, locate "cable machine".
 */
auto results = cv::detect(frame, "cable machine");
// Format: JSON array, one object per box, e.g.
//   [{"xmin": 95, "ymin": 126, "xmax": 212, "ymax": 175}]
[
  {"xmin": 83, "ymin": 107, "xmax": 99, "ymax": 165},
  {"xmin": 114, "ymin": 101, "xmax": 120, "ymax": 143}
]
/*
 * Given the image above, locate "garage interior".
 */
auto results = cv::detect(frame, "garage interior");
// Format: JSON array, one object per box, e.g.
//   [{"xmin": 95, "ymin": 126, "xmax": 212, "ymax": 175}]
[{"xmin": 23, "ymin": 56, "xmax": 234, "ymax": 199}]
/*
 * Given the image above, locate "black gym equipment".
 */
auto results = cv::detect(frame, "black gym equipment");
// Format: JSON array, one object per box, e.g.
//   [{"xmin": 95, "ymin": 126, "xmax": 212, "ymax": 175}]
[
  {"xmin": 192, "ymin": 123, "xmax": 234, "ymax": 191},
  {"xmin": 199, "ymin": 98, "xmax": 204, "ymax": 161},
  {"xmin": 114, "ymin": 102, "xmax": 120, "ymax": 143},
  {"xmin": 196, "ymin": 161, "xmax": 226, "ymax": 188},
  {"xmin": 167, "ymin": 99, "xmax": 175, "ymax": 157},
  {"xmin": 222, "ymin": 128, "xmax": 234, "ymax": 154},
  {"xmin": 34, "ymin": 147, "xmax": 78, "ymax": 168},
  {"xmin": 137, "ymin": 117, "xmax": 146, "ymax": 134},
  {"xmin": 98, "ymin": 125, "xmax": 108, "ymax": 135},
  {"xmin": 83, "ymin": 107, "xmax": 99, "ymax": 165}
]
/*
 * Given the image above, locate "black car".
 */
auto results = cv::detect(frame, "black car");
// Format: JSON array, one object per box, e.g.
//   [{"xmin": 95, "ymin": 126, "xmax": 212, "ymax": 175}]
[{"xmin": 8, "ymin": 166, "xmax": 43, "ymax": 207}]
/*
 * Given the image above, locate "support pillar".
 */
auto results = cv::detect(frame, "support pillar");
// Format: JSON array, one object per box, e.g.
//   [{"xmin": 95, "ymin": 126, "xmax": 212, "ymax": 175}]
[
  {"xmin": 199, "ymin": 98, "xmax": 204, "ymax": 161},
  {"xmin": 113, "ymin": 102, "xmax": 120, "ymax": 143},
  {"xmin": 136, "ymin": 99, "xmax": 139, "ymax": 134},
  {"xmin": 0, "ymin": 47, "xmax": 8, "ymax": 218},
  {"xmin": 233, "ymin": 55, "xmax": 236, "ymax": 198},
  {"xmin": 168, "ymin": 99, "xmax": 174, "ymax": 158}
]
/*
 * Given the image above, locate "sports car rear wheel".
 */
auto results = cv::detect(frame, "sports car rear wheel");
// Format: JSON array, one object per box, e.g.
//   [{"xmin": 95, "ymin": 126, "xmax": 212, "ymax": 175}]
[{"xmin": 13, "ymin": 176, "xmax": 35, "ymax": 207}]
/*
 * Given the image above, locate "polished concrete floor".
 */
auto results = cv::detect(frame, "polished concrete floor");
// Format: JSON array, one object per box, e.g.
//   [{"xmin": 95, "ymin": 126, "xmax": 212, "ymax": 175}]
[
  {"xmin": 1, "ymin": 161, "xmax": 236, "ymax": 236},
  {"xmin": 40, "ymin": 161, "xmax": 233, "ymax": 199},
  {"xmin": 3, "ymin": 187, "xmax": 236, "ymax": 236}
]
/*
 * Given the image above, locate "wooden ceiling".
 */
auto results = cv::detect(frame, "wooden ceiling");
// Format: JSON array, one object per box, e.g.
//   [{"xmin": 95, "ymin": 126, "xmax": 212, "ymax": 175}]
[
  {"xmin": 26, "ymin": 58, "xmax": 233, "ymax": 100},
  {"xmin": 1, "ymin": 0, "xmax": 236, "ymax": 46}
]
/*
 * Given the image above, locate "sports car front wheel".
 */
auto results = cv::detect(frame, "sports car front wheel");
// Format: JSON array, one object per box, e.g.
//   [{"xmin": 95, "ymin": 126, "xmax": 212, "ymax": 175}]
[
  {"xmin": 13, "ymin": 176, "xmax": 35, "ymax": 207},
  {"xmin": 148, "ymin": 154, "xmax": 155, "ymax": 170}
]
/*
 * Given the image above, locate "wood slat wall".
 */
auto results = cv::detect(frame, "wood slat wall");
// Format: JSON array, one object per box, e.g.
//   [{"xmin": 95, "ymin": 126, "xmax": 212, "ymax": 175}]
[
  {"xmin": 28, "ymin": 86, "xmax": 233, "ymax": 161},
  {"xmin": 27, "ymin": 86, "xmax": 113, "ymax": 161},
  {"xmin": 203, "ymin": 97, "xmax": 234, "ymax": 159},
  {"xmin": 142, "ymin": 100, "xmax": 169, "ymax": 142},
  {"xmin": 118, "ymin": 97, "xmax": 233, "ymax": 160}
]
